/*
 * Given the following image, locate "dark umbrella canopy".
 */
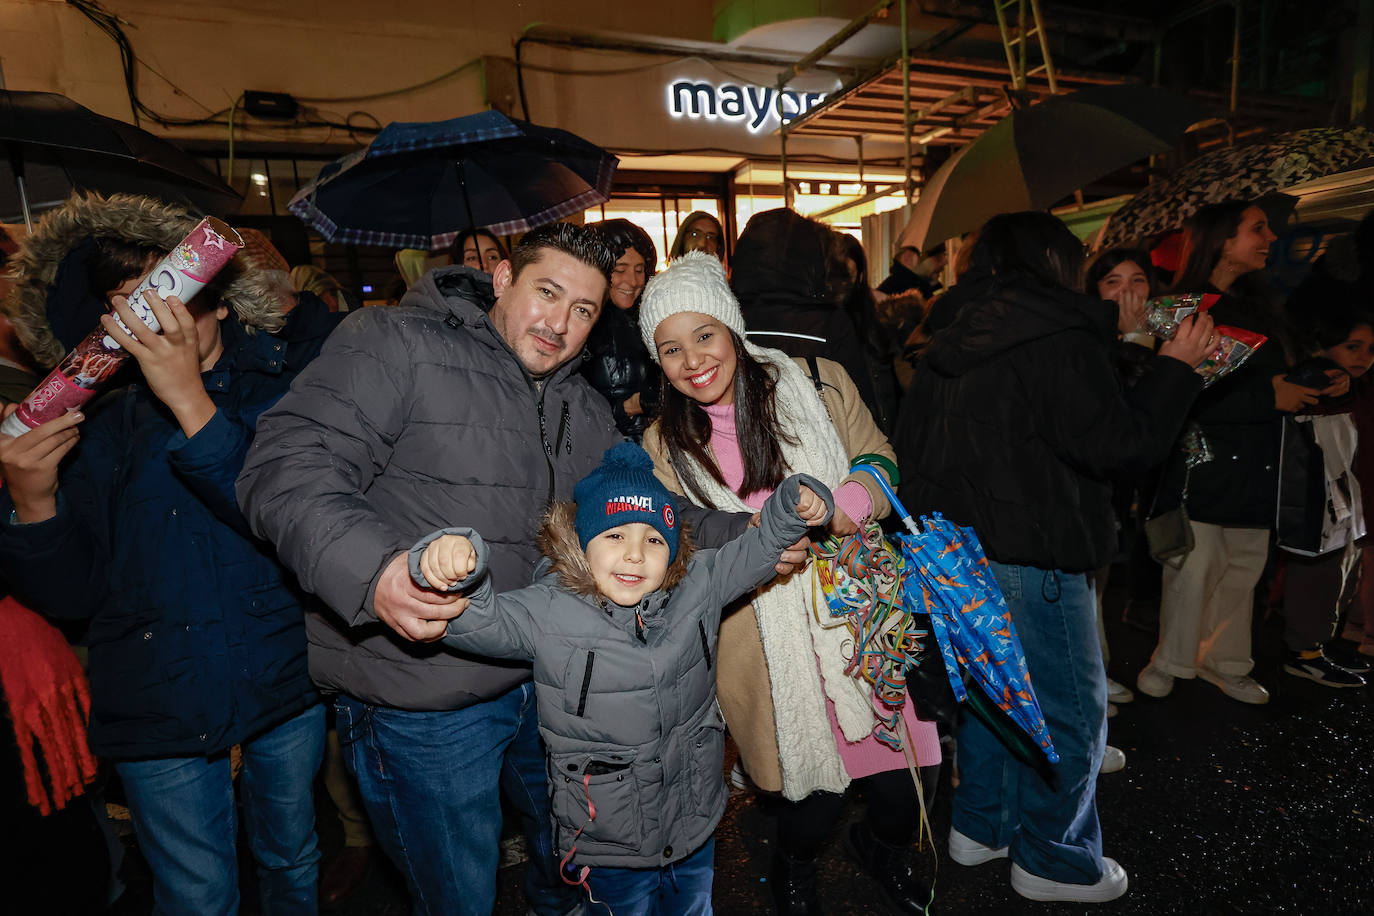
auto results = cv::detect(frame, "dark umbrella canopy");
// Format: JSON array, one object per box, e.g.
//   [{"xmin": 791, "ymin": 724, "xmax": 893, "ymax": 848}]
[
  {"xmin": 0, "ymin": 90, "xmax": 240, "ymax": 223},
  {"xmin": 901, "ymin": 84, "xmax": 1216, "ymax": 252},
  {"xmin": 1100, "ymin": 126, "xmax": 1374, "ymax": 248},
  {"xmin": 288, "ymin": 110, "xmax": 618, "ymax": 250}
]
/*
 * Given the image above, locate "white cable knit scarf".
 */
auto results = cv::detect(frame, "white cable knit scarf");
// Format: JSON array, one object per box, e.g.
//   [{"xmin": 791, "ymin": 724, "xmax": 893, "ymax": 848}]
[{"xmin": 675, "ymin": 343, "xmax": 875, "ymax": 799}]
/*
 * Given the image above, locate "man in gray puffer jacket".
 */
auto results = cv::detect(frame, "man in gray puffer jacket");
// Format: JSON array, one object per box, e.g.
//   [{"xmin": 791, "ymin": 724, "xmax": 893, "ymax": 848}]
[
  {"xmin": 410, "ymin": 442, "xmax": 831, "ymax": 913},
  {"xmin": 236, "ymin": 225, "xmax": 757, "ymax": 916}
]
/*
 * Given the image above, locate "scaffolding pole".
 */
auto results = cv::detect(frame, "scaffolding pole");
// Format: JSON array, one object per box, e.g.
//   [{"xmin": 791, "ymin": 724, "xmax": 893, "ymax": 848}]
[
  {"xmin": 776, "ymin": 0, "xmax": 898, "ymax": 211},
  {"xmin": 901, "ymin": 0, "xmax": 913, "ymax": 203}
]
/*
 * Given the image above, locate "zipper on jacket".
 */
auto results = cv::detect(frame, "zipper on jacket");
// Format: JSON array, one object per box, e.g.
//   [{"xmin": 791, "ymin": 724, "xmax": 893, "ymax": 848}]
[
  {"xmin": 555, "ymin": 401, "xmax": 571, "ymax": 455},
  {"xmin": 698, "ymin": 620, "xmax": 713, "ymax": 670},
  {"xmin": 575, "ymin": 651, "xmax": 596, "ymax": 717},
  {"xmin": 526, "ymin": 376, "xmax": 556, "ymax": 506}
]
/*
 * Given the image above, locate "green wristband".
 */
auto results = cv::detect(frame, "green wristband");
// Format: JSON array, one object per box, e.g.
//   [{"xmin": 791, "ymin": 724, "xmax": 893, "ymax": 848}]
[{"xmin": 851, "ymin": 453, "xmax": 899, "ymax": 486}]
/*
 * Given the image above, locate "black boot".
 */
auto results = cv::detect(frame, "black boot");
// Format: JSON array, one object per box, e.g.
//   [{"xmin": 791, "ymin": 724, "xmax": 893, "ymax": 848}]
[
  {"xmin": 771, "ymin": 849, "xmax": 821, "ymax": 916},
  {"xmin": 844, "ymin": 821, "xmax": 932, "ymax": 915}
]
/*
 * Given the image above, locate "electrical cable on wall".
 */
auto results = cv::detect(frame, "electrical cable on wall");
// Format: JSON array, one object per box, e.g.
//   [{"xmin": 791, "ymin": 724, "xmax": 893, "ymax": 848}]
[{"xmin": 64, "ymin": 0, "xmax": 388, "ymax": 141}]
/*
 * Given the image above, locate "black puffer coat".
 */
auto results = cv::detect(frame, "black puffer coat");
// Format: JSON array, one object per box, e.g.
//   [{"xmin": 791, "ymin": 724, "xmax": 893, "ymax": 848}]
[
  {"xmin": 1151, "ymin": 288, "xmax": 1289, "ymax": 527},
  {"xmin": 732, "ymin": 210, "xmax": 898, "ymax": 432},
  {"xmin": 581, "ymin": 304, "xmax": 657, "ymax": 440},
  {"xmin": 894, "ymin": 274, "xmax": 1204, "ymax": 572}
]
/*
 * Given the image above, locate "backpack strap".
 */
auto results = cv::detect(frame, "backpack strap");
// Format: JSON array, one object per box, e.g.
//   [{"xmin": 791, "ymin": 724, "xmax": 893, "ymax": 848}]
[{"xmin": 805, "ymin": 355, "xmax": 824, "ymax": 395}]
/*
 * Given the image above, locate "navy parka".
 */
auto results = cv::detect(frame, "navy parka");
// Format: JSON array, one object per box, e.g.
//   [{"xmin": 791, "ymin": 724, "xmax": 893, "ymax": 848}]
[{"xmin": 0, "ymin": 318, "xmax": 323, "ymax": 759}]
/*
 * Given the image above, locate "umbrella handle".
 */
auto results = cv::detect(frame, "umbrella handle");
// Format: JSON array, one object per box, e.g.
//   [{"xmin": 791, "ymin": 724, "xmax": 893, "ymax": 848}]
[{"xmin": 851, "ymin": 463, "xmax": 921, "ymax": 537}]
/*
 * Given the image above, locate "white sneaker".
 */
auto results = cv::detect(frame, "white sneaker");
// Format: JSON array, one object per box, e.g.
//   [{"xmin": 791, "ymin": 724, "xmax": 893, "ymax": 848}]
[
  {"xmin": 1197, "ymin": 667, "xmax": 1270, "ymax": 705},
  {"xmin": 728, "ymin": 761, "xmax": 749, "ymax": 790},
  {"xmin": 1106, "ymin": 678, "xmax": 1135, "ymax": 704},
  {"xmin": 1010, "ymin": 857, "xmax": 1129, "ymax": 902},
  {"xmin": 1100, "ymin": 745, "xmax": 1126, "ymax": 774},
  {"xmin": 1136, "ymin": 664, "xmax": 1174, "ymax": 698},
  {"xmin": 948, "ymin": 827, "xmax": 1009, "ymax": 866}
]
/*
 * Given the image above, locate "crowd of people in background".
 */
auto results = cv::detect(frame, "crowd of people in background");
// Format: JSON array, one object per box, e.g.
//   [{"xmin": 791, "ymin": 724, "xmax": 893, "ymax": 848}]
[{"xmin": 1, "ymin": 185, "xmax": 1372, "ymax": 916}]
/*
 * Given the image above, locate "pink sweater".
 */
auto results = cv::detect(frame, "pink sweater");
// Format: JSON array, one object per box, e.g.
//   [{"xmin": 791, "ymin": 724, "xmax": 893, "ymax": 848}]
[{"xmin": 704, "ymin": 405, "xmax": 941, "ymax": 774}]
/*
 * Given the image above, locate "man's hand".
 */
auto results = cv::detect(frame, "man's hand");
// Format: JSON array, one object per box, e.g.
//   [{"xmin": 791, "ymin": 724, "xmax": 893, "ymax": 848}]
[
  {"xmin": 622, "ymin": 393, "xmax": 643, "ymax": 417},
  {"xmin": 0, "ymin": 405, "xmax": 83, "ymax": 524},
  {"xmin": 100, "ymin": 289, "xmax": 216, "ymax": 437},
  {"xmin": 373, "ymin": 552, "xmax": 468, "ymax": 642},
  {"xmin": 419, "ymin": 534, "xmax": 477, "ymax": 591}
]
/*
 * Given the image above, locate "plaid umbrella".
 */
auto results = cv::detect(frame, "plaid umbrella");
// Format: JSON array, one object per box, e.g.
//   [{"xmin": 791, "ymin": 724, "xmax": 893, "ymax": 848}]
[
  {"xmin": 1100, "ymin": 126, "xmax": 1374, "ymax": 248},
  {"xmin": 288, "ymin": 110, "xmax": 617, "ymax": 250},
  {"xmin": 853, "ymin": 466, "xmax": 1059, "ymax": 769}
]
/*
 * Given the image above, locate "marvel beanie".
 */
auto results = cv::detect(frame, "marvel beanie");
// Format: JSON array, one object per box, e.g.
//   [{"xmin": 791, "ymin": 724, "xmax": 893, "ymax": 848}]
[
  {"xmin": 638, "ymin": 249, "xmax": 747, "ymax": 361},
  {"xmin": 574, "ymin": 442, "xmax": 680, "ymax": 561}
]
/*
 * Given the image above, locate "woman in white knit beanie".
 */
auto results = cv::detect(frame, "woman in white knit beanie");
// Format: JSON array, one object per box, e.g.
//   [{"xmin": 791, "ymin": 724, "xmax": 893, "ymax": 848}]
[{"xmin": 639, "ymin": 250, "xmax": 941, "ymax": 916}]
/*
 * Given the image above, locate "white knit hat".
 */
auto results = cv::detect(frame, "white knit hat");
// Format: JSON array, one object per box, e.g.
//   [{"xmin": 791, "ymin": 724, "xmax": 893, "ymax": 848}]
[{"xmin": 638, "ymin": 249, "xmax": 747, "ymax": 361}]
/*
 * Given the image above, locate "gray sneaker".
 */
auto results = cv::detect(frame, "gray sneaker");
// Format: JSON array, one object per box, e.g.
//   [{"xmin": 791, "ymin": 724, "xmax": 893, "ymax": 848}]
[
  {"xmin": 1011, "ymin": 857, "xmax": 1129, "ymax": 902},
  {"xmin": 1197, "ymin": 667, "xmax": 1270, "ymax": 704},
  {"xmin": 1136, "ymin": 664, "xmax": 1174, "ymax": 698}
]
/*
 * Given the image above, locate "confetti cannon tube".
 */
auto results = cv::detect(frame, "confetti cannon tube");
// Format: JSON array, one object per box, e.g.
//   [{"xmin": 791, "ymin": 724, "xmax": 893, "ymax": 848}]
[{"xmin": 0, "ymin": 218, "xmax": 244, "ymax": 437}]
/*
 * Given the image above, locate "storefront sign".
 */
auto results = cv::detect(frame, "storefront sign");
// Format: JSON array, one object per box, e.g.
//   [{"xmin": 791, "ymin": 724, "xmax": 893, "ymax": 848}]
[{"xmin": 667, "ymin": 81, "xmax": 827, "ymax": 132}]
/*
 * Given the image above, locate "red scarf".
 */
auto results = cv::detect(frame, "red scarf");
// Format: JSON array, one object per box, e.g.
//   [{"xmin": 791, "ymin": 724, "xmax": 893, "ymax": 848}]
[{"xmin": 0, "ymin": 595, "xmax": 97, "ymax": 814}]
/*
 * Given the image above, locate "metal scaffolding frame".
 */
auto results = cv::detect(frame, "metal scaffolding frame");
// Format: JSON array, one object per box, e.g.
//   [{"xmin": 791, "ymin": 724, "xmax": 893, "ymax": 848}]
[{"xmin": 775, "ymin": 0, "xmax": 907, "ymax": 211}]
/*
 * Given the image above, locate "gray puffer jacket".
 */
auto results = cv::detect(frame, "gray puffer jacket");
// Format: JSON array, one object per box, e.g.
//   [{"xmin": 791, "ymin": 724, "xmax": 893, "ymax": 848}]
[
  {"xmin": 239, "ymin": 268, "xmax": 615, "ymax": 709},
  {"xmin": 411, "ymin": 474, "xmax": 831, "ymax": 867}
]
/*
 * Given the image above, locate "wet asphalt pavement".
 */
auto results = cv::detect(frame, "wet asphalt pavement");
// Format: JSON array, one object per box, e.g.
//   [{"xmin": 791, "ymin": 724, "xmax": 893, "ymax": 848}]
[{"xmin": 111, "ymin": 577, "xmax": 1374, "ymax": 915}]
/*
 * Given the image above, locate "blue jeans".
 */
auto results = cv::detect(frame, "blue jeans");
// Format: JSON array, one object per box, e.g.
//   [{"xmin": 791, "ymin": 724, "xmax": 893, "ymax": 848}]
[
  {"xmin": 581, "ymin": 837, "xmax": 714, "ymax": 916},
  {"xmin": 951, "ymin": 562, "xmax": 1108, "ymax": 884},
  {"xmin": 114, "ymin": 702, "xmax": 325, "ymax": 916},
  {"xmin": 335, "ymin": 682, "xmax": 576, "ymax": 916}
]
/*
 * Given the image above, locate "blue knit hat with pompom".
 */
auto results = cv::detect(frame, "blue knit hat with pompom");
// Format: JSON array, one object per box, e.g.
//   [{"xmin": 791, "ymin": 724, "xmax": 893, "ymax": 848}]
[{"xmin": 574, "ymin": 442, "xmax": 680, "ymax": 561}]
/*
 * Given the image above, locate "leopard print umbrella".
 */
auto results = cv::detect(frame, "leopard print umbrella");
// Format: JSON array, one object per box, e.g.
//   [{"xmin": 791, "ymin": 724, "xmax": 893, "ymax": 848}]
[{"xmin": 1100, "ymin": 126, "xmax": 1374, "ymax": 249}]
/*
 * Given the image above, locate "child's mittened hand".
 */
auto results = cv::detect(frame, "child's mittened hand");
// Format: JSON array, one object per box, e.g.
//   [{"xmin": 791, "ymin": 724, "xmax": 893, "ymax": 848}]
[
  {"xmin": 420, "ymin": 534, "xmax": 477, "ymax": 590},
  {"xmin": 795, "ymin": 485, "xmax": 828, "ymax": 526}
]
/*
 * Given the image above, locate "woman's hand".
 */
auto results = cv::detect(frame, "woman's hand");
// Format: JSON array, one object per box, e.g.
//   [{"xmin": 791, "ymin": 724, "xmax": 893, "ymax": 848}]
[
  {"xmin": 1158, "ymin": 313, "xmax": 1216, "ymax": 368},
  {"xmin": 827, "ymin": 507, "xmax": 858, "ymax": 537},
  {"xmin": 1319, "ymin": 369, "xmax": 1352, "ymax": 399},
  {"xmin": 0, "ymin": 405, "xmax": 83, "ymax": 524},
  {"xmin": 1114, "ymin": 285, "xmax": 1149, "ymax": 335},
  {"xmin": 1273, "ymin": 375, "xmax": 1323, "ymax": 412},
  {"xmin": 100, "ymin": 289, "xmax": 216, "ymax": 437},
  {"xmin": 622, "ymin": 393, "xmax": 642, "ymax": 417}
]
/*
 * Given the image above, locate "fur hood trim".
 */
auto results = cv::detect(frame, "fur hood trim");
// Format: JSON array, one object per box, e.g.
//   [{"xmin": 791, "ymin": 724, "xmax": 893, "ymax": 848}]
[
  {"xmin": 537, "ymin": 502, "xmax": 694, "ymax": 598},
  {"xmin": 3, "ymin": 192, "xmax": 286, "ymax": 368}
]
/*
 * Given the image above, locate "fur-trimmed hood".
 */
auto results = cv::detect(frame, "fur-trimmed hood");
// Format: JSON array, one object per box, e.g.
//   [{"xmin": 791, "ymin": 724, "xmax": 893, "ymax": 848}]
[
  {"xmin": 3, "ymin": 192, "xmax": 286, "ymax": 368},
  {"xmin": 536, "ymin": 501, "xmax": 695, "ymax": 600}
]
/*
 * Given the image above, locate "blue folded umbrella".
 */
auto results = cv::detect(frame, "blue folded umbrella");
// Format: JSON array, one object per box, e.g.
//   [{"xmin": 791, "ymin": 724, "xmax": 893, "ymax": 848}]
[
  {"xmin": 288, "ymin": 110, "xmax": 617, "ymax": 249},
  {"xmin": 853, "ymin": 466, "xmax": 1059, "ymax": 766}
]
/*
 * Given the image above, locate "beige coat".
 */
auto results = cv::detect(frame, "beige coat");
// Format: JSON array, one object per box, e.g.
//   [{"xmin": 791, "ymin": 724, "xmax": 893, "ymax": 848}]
[{"xmin": 643, "ymin": 356, "xmax": 896, "ymax": 793}]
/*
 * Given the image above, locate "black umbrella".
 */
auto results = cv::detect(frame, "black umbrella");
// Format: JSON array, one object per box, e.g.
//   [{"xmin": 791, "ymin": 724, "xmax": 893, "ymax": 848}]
[
  {"xmin": 900, "ymin": 84, "xmax": 1217, "ymax": 251},
  {"xmin": 288, "ymin": 109, "xmax": 617, "ymax": 250},
  {"xmin": 0, "ymin": 89, "xmax": 240, "ymax": 227}
]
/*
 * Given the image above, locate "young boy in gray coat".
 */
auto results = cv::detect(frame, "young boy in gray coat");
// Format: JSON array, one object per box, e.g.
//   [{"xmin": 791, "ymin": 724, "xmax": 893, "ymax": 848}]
[{"xmin": 410, "ymin": 442, "xmax": 831, "ymax": 914}]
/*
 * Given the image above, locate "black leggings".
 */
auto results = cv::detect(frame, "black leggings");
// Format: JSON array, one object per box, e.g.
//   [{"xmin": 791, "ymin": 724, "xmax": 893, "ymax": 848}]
[{"xmin": 776, "ymin": 764, "xmax": 940, "ymax": 860}]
